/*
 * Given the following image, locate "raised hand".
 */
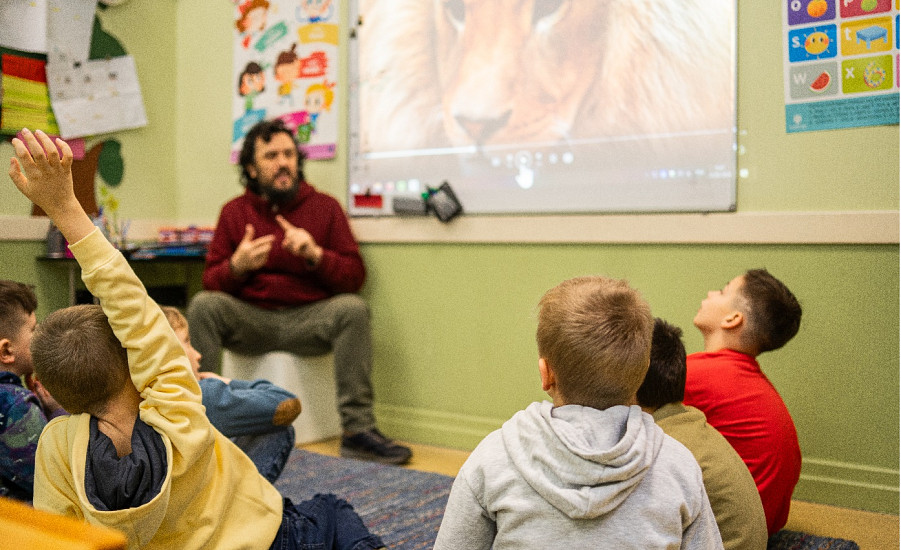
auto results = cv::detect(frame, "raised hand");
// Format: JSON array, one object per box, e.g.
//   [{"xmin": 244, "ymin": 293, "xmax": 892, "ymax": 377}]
[
  {"xmin": 8, "ymin": 128, "xmax": 93, "ymax": 243},
  {"xmin": 229, "ymin": 223, "xmax": 275, "ymax": 277},
  {"xmin": 276, "ymin": 215, "xmax": 322, "ymax": 266}
]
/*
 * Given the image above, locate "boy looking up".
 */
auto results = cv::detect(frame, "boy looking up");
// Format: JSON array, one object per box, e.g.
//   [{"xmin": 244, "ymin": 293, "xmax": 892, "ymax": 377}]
[
  {"xmin": 11, "ymin": 128, "xmax": 384, "ymax": 549},
  {"xmin": 0, "ymin": 280, "xmax": 65, "ymax": 502},
  {"xmin": 684, "ymin": 269, "xmax": 802, "ymax": 536},
  {"xmin": 434, "ymin": 276, "xmax": 722, "ymax": 549},
  {"xmin": 637, "ymin": 318, "xmax": 767, "ymax": 550}
]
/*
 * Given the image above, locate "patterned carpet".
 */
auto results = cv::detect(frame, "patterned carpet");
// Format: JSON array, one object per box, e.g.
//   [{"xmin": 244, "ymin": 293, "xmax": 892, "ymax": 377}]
[
  {"xmin": 275, "ymin": 449, "xmax": 453, "ymax": 549},
  {"xmin": 275, "ymin": 449, "xmax": 860, "ymax": 550},
  {"xmin": 768, "ymin": 530, "xmax": 860, "ymax": 550}
]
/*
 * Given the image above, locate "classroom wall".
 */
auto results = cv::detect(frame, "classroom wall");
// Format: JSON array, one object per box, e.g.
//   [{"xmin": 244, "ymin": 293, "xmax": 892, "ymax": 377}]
[{"xmin": 0, "ymin": 1, "xmax": 897, "ymax": 514}]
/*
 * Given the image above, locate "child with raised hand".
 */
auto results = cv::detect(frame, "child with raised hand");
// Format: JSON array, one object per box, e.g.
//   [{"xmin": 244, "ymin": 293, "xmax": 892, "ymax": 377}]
[{"xmin": 9, "ymin": 128, "xmax": 384, "ymax": 550}]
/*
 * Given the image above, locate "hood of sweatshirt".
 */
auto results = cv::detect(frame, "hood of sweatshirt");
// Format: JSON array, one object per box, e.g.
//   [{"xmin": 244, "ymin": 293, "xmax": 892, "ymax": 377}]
[{"xmin": 501, "ymin": 401, "xmax": 664, "ymax": 519}]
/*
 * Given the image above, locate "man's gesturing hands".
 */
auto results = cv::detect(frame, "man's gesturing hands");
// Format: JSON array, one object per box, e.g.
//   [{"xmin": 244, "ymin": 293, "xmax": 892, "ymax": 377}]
[{"xmin": 229, "ymin": 217, "xmax": 322, "ymax": 278}]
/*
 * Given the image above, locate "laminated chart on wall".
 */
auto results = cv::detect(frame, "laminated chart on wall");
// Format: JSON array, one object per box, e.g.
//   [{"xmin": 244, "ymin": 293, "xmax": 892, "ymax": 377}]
[
  {"xmin": 783, "ymin": 0, "xmax": 900, "ymax": 132},
  {"xmin": 231, "ymin": 0, "xmax": 340, "ymax": 162}
]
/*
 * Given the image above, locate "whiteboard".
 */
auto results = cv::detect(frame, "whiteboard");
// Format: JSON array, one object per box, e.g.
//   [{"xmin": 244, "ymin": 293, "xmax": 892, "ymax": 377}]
[{"xmin": 348, "ymin": 0, "xmax": 738, "ymax": 216}]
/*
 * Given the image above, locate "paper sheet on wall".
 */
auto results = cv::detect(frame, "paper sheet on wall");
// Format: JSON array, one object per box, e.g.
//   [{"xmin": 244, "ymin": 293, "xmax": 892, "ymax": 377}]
[
  {"xmin": 47, "ymin": 0, "xmax": 98, "ymax": 64},
  {"xmin": 0, "ymin": 0, "xmax": 97, "ymax": 59},
  {"xmin": 46, "ymin": 56, "xmax": 148, "ymax": 138},
  {"xmin": 0, "ymin": 0, "xmax": 48, "ymax": 53}
]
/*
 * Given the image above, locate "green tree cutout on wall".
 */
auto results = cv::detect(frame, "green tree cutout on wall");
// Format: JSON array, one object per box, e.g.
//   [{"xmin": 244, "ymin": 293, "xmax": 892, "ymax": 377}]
[{"xmin": 33, "ymin": 11, "xmax": 127, "ymax": 220}]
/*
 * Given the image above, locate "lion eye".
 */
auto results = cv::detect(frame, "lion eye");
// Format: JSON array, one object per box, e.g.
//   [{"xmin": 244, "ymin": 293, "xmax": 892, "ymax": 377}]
[
  {"xmin": 532, "ymin": 0, "xmax": 567, "ymax": 27},
  {"xmin": 442, "ymin": 0, "xmax": 465, "ymax": 30}
]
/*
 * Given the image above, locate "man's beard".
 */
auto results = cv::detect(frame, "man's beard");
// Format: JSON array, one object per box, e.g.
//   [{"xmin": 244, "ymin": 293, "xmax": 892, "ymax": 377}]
[{"xmin": 260, "ymin": 169, "xmax": 299, "ymax": 205}]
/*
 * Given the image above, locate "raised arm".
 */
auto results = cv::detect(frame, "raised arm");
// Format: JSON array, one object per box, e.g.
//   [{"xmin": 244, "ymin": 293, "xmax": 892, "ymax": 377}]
[{"xmin": 11, "ymin": 128, "xmax": 214, "ymax": 467}]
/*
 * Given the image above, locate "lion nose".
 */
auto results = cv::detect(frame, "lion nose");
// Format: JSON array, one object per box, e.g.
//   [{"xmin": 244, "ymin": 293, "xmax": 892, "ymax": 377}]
[{"xmin": 454, "ymin": 109, "xmax": 512, "ymax": 145}]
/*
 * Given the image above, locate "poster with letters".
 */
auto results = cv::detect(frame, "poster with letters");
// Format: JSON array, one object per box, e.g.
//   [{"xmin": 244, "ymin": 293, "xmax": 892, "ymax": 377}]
[
  {"xmin": 783, "ymin": 0, "xmax": 899, "ymax": 132},
  {"xmin": 231, "ymin": 0, "xmax": 339, "ymax": 162}
]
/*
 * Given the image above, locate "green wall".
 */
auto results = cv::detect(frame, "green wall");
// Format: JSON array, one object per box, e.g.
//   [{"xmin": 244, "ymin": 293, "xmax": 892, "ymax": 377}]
[{"xmin": 0, "ymin": 1, "xmax": 896, "ymax": 514}]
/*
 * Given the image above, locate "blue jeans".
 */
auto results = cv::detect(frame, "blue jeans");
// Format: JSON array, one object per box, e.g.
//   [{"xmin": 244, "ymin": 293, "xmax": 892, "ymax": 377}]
[
  {"xmin": 232, "ymin": 426, "xmax": 295, "ymax": 483},
  {"xmin": 270, "ymin": 495, "xmax": 384, "ymax": 550}
]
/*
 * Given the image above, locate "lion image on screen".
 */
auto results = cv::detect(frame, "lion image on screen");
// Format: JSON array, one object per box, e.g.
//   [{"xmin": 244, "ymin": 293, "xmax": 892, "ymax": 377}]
[{"xmin": 357, "ymin": 0, "xmax": 735, "ymax": 152}]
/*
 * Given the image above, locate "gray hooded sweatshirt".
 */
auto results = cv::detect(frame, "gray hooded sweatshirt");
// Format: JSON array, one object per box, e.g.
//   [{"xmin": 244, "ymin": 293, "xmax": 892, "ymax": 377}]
[{"xmin": 434, "ymin": 402, "xmax": 723, "ymax": 549}]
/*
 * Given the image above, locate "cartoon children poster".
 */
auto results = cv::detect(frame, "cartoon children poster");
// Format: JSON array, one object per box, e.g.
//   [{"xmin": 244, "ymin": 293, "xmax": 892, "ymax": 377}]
[
  {"xmin": 232, "ymin": 0, "xmax": 338, "ymax": 161},
  {"xmin": 783, "ymin": 0, "xmax": 899, "ymax": 132}
]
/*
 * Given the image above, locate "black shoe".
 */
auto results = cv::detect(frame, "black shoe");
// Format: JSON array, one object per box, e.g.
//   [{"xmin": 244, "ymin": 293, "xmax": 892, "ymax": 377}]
[{"xmin": 340, "ymin": 429, "xmax": 413, "ymax": 465}]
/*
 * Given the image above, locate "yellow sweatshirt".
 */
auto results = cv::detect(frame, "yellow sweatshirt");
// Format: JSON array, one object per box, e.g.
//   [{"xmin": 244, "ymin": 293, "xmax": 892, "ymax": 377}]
[{"xmin": 34, "ymin": 228, "xmax": 283, "ymax": 549}]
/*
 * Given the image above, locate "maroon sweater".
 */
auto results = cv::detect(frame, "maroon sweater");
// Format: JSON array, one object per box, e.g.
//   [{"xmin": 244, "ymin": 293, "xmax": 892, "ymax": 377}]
[{"xmin": 203, "ymin": 184, "xmax": 365, "ymax": 309}]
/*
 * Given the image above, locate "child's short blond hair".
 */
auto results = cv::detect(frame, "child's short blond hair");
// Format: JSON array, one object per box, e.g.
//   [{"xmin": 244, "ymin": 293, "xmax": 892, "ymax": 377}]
[
  {"xmin": 161, "ymin": 305, "xmax": 187, "ymax": 331},
  {"xmin": 536, "ymin": 276, "xmax": 654, "ymax": 410},
  {"xmin": 32, "ymin": 304, "xmax": 129, "ymax": 415}
]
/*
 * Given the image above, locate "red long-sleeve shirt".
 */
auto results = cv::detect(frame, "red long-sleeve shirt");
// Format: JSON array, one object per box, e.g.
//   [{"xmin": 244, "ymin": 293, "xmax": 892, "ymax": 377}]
[
  {"xmin": 684, "ymin": 349, "xmax": 801, "ymax": 537},
  {"xmin": 203, "ymin": 184, "xmax": 365, "ymax": 309}
]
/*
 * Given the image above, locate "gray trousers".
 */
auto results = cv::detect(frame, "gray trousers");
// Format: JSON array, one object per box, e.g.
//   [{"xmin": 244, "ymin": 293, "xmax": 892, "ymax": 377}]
[{"xmin": 186, "ymin": 291, "xmax": 375, "ymax": 433}]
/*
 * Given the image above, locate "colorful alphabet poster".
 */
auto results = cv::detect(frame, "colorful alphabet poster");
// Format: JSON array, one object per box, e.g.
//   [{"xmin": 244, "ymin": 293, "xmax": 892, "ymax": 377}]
[
  {"xmin": 231, "ymin": 0, "xmax": 339, "ymax": 162},
  {"xmin": 783, "ymin": 0, "xmax": 899, "ymax": 132}
]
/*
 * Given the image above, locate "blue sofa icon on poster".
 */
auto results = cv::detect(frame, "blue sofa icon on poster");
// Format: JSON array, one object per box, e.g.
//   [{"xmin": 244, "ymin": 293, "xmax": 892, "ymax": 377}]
[{"xmin": 856, "ymin": 25, "xmax": 889, "ymax": 48}]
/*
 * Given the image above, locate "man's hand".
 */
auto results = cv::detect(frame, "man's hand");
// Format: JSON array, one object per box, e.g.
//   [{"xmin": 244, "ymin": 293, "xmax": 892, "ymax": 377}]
[
  {"xmin": 9, "ymin": 129, "xmax": 93, "ymax": 243},
  {"xmin": 276, "ymin": 215, "xmax": 322, "ymax": 267},
  {"xmin": 230, "ymin": 224, "xmax": 275, "ymax": 278}
]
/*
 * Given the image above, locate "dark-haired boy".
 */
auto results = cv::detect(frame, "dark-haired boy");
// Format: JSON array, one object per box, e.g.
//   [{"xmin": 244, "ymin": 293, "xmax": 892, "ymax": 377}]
[
  {"xmin": 0, "ymin": 279, "xmax": 65, "ymax": 503},
  {"xmin": 685, "ymin": 269, "xmax": 803, "ymax": 536},
  {"xmin": 638, "ymin": 318, "xmax": 767, "ymax": 550}
]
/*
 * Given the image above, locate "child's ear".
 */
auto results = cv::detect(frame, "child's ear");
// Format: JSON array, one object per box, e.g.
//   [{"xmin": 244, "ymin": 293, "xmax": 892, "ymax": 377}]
[
  {"xmin": 539, "ymin": 358, "xmax": 556, "ymax": 392},
  {"xmin": 0, "ymin": 338, "xmax": 14, "ymax": 365},
  {"xmin": 721, "ymin": 310, "xmax": 744, "ymax": 331}
]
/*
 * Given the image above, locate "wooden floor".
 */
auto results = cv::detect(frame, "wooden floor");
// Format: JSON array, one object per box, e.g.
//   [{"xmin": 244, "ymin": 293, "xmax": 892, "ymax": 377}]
[{"xmin": 301, "ymin": 438, "xmax": 899, "ymax": 550}]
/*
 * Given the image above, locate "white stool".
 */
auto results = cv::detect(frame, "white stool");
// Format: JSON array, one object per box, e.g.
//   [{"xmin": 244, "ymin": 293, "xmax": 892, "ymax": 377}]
[{"xmin": 220, "ymin": 350, "xmax": 343, "ymax": 444}]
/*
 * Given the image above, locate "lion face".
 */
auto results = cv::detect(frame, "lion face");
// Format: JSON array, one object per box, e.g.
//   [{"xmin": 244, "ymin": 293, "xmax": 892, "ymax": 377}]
[
  {"xmin": 359, "ymin": 0, "xmax": 734, "ymax": 152},
  {"xmin": 433, "ymin": 0, "xmax": 610, "ymax": 147}
]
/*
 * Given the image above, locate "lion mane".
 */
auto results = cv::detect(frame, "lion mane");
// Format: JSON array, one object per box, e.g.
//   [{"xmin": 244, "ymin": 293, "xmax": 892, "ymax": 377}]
[{"xmin": 358, "ymin": 0, "xmax": 734, "ymax": 152}]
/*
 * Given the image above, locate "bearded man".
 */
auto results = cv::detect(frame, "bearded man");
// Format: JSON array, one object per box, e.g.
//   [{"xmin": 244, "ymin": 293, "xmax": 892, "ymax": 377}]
[{"xmin": 188, "ymin": 119, "xmax": 411, "ymax": 465}]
